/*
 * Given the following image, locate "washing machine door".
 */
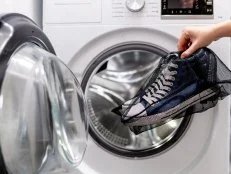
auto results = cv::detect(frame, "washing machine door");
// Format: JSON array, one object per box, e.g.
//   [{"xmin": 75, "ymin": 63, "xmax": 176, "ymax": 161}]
[{"xmin": 0, "ymin": 14, "xmax": 88, "ymax": 174}]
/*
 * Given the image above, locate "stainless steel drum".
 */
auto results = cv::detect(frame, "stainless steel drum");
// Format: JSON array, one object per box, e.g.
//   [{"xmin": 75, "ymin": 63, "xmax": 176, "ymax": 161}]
[{"xmin": 81, "ymin": 44, "xmax": 192, "ymax": 157}]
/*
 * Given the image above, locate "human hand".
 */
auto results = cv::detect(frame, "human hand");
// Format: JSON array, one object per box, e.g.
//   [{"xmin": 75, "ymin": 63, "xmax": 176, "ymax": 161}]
[{"xmin": 177, "ymin": 26, "xmax": 216, "ymax": 58}]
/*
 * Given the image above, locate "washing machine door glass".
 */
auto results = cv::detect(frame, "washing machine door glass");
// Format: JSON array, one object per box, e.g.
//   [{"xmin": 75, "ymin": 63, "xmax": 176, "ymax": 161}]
[{"xmin": 0, "ymin": 43, "xmax": 88, "ymax": 174}]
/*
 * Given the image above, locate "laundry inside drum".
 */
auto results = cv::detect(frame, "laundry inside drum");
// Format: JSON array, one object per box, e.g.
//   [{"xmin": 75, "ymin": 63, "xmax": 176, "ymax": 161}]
[{"xmin": 83, "ymin": 47, "xmax": 191, "ymax": 157}]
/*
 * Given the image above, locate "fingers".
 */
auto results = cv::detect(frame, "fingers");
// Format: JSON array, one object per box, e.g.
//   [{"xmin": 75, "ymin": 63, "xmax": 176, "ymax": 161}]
[
  {"xmin": 177, "ymin": 30, "xmax": 190, "ymax": 52},
  {"xmin": 178, "ymin": 28, "xmax": 199, "ymax": 58},
  {"xmin": 178, "ymin": 26, "xmax": 213, "ymax": 58},
  {"xmin": 180, "ymin": 42, "xmax": 198, "ymax": 58}
]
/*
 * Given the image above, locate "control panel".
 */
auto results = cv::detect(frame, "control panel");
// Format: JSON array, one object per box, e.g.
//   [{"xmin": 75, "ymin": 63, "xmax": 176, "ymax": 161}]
[
  {"xmin": 43, "ymin": 0, "xmax": 230, "ymax": 25},
  {"xmin": 111, "ymin": 0, "xmax": 213, "ymax": 20},
  {"xmin": 162, "ymin": 0, "xmax": 213, "ymax": 18},
  {"xmin": 107, "ymin": 0, "xmax": 229, "ymax": 25}
]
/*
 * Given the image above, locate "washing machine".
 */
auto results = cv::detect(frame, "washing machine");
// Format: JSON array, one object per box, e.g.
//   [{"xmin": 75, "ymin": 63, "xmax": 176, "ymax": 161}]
[
  {"xmin": 42, "ymin": 0, "xmax": 231, "ymax": 174},
  {"xmin": 0, "ymin": 0, "xmax": 230, "ymax": 174}
]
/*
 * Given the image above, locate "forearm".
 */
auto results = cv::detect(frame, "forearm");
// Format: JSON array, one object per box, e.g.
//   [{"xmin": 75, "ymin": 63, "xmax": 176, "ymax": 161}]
[{"xmin": 211, "ymin": 20, "xmax": 231, "ymax": 40}]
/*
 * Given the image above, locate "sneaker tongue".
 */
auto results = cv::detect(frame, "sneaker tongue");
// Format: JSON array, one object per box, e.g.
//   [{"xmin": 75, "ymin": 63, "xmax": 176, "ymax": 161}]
[
  {"xmin": 193, "ymin": 48, "xmax": 206, "ymax": 58},
  {"xmin": 178, "ymin": 48, "xmax": 206, "ymax": 64}
]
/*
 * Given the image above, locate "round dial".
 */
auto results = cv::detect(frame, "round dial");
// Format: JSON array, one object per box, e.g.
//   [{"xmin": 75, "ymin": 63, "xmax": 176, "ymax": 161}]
[{"xmin": 126, "ymin": 0, "xmax": 145, "ymax": 12}]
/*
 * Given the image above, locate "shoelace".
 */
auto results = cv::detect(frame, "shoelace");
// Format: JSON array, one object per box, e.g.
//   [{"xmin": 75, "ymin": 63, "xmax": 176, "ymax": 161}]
[{"xmin": 142, "ymin": 62, "xmax": 178, "ymax": 104}]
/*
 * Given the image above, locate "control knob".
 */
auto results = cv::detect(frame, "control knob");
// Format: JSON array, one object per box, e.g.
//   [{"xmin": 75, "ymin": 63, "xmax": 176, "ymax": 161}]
[{"xmin": 126, "ymin": 0, "xmax": 145, "ymax": 12}]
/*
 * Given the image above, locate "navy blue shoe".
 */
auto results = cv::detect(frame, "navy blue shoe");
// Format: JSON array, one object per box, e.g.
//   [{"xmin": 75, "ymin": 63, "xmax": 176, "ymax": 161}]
[{"xmin": 112, "ymin": 48, "xmax": 220, "ymax": 126}]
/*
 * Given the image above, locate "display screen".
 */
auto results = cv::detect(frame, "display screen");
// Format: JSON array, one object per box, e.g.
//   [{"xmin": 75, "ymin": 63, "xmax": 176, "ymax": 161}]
[{"xmin": 161, "ymin": 0, "xmax": 213, "ymax": 15}]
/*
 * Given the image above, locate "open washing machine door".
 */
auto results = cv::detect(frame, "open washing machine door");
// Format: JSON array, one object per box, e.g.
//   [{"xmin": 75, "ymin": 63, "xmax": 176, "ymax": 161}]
[{"xmin": 0, "ymin": 14, "xmax": 88, "ymax": 174}]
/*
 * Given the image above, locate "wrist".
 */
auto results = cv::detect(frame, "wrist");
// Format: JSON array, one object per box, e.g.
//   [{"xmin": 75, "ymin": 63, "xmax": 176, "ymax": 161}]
[
  {"xmin": 211, "ymin": 21, "xmax": 231, "ymax": 41},
  {"xmin": 211, "ymin": 24, "xmax": 222, "ymax": 41}
]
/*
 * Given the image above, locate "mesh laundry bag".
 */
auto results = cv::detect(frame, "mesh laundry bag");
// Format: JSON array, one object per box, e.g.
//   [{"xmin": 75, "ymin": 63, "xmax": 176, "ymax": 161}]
[{"xmin": 112, "ymin": 47, "xmax": 231, "ymax": 134}]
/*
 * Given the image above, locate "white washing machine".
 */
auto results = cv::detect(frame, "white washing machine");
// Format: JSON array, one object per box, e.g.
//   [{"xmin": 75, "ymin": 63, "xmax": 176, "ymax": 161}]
[
  {"xmin": 0, "ymin": 0, "xmax": 230, "ymax": 174},
  {"xmin": 43, "ymin": 0, "xmax": 231, "ymax": 174},
  {"xmin": 42, "ymin": 0, "xmax": 231, "ymax": 174}
]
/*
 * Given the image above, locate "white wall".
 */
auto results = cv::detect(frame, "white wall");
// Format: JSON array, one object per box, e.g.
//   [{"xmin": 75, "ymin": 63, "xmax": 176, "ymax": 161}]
[{"xmin": 0, "ymin": 0, "xmax": 42, "ymax": 27}]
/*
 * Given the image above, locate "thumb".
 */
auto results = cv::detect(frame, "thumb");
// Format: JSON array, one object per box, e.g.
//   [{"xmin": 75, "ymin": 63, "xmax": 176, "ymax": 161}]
[{"xmin": 180, "ymin": 43, "xmax": 198, "ymax": 59}]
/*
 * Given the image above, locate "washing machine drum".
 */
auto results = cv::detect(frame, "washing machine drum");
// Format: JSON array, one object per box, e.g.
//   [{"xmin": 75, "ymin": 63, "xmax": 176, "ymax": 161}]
[{"xmin": 0, "ymin": 14, "xmax": 88, "ymax": 174}]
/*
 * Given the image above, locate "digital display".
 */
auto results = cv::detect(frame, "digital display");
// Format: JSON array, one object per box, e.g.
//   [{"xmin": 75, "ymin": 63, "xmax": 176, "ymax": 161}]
[{"xmin": 161, "ymin": 0, "xmax": 213, "ymax": 16}]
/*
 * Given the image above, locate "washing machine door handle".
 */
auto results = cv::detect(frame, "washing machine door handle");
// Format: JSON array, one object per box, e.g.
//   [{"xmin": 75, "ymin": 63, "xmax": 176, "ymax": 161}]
[{"xmin": 0, "ymin": 14, "xmax": 88, "ymax": 174}]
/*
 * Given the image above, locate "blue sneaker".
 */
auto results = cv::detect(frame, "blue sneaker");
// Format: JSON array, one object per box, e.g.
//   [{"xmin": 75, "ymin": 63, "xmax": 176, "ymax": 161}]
[{"xmin": 112, "ymin": 48, "xmax": 220, "ymax": 126}]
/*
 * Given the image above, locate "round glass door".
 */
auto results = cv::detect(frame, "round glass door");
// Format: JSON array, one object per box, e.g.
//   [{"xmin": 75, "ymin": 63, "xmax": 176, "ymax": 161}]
[
  {"xmin": 81, "ymin": 43, "xmax": 192, "ymax": 157},
  {"xmin": 0, "ymin": 43, "xmax": 88, "ymax": 174}
]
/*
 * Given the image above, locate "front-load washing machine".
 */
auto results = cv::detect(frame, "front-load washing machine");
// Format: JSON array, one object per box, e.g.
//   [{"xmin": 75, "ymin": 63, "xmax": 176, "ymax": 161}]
[
  {"xmin": 43, "ymin": 0, "xmax": 231, "ymax": 174},
  {"xmin": 0, "ymin": 0, "xmax": 230, "ymax": 174}
]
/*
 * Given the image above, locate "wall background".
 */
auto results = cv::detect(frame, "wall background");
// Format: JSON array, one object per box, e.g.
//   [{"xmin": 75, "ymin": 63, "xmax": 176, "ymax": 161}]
[{"xmin": 0, "ymin": 0, "xmax": 42, "ymax": 27}]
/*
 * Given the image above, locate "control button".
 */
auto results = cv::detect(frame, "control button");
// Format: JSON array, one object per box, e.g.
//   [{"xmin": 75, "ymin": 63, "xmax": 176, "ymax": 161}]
[
  {"xmin": 126, "ymin": 0, "xmax": 145, "ymax": 12},
  {"xmin": 206, "ymin": 0, "xmax": 213, "ymax": 5}
]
